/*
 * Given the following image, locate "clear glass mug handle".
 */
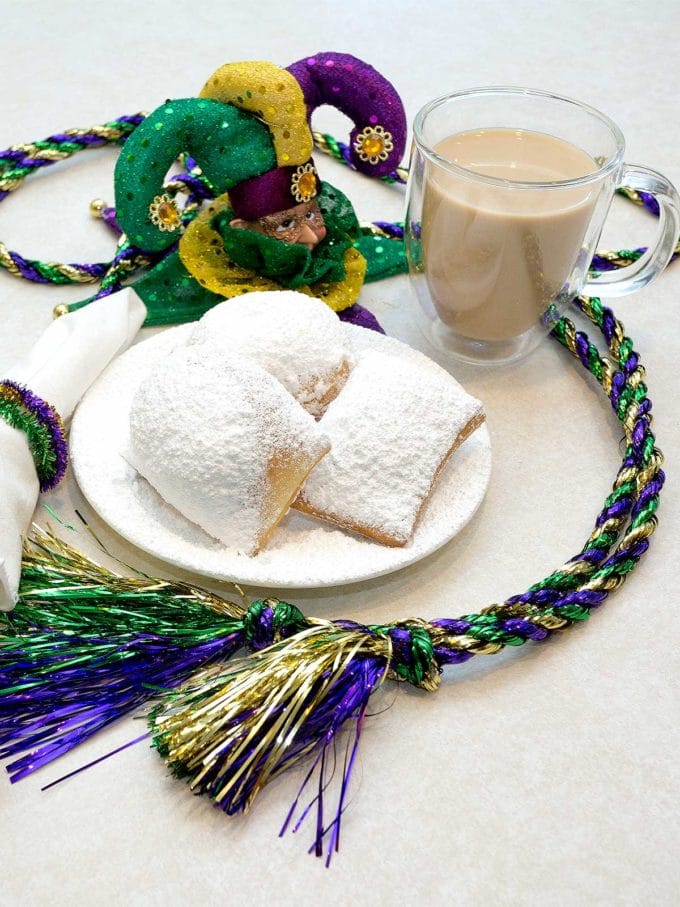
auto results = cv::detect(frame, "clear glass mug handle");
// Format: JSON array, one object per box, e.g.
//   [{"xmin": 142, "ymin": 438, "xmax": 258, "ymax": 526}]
[{"xmin": 584, "ymin": 164, "xmax": 680, "ymax": 296}]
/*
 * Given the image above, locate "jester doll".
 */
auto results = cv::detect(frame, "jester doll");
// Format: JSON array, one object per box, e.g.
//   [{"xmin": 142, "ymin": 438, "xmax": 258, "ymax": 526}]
[{"xmin": 110, "ymin": 52, "xmax": 408, "ymax": 329}]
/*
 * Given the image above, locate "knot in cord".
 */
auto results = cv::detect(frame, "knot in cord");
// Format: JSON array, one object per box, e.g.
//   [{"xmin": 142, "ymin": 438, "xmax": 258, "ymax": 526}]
[
  {"xmin": 244, "ymin": 598, "xmax": 308, "ymax": 651},
  {"xmin": 380, "ymin": 623, "xmax": 440, "ymax": 691}
]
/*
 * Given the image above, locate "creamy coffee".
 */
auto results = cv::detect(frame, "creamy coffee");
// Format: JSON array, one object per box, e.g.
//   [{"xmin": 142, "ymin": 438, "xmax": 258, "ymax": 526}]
[{"xmin": 422, "ymin": 129, "xmax": 598, "ymax": 342}]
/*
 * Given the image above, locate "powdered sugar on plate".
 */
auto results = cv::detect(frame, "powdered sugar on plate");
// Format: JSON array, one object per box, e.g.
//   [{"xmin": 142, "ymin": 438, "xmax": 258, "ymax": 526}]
[{"xmin": 70, "ymin": 323, "xmax": 492, "ymax": 589}]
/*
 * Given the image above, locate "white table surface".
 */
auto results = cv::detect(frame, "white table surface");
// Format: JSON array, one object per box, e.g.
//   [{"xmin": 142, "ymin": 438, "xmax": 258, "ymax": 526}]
[{"xmin": 1, "ymin": 1, "xmax": 678, "ymax": 904}]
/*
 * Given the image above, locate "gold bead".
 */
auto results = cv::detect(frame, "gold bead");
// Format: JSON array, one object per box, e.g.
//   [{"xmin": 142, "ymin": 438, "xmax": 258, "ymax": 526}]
[
  {"xmin": 89, "ymin": 198, "xmax": 107, "ymax": 218},
  {"xmin": 53, "ymin": 304, "xmax": 70, "ymax": 318}
]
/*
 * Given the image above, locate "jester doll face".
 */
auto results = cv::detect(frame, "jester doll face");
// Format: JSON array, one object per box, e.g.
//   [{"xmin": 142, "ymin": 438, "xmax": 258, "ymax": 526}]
[{"xmin": 230, "ymin": 200, "xmax": 327, "ymax": 251}]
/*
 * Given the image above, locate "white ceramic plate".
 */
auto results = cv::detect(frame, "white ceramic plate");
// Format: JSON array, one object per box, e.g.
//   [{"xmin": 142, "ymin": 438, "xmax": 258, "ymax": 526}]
[{"xmin": 70, "ymin": 323, "xmax": 491, "ymax": 588}]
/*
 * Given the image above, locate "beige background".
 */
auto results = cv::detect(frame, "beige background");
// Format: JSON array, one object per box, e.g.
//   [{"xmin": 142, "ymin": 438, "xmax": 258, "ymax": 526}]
[{"xmin": 1, "ymin": 1, "xmax": 678, "ymax": 904}]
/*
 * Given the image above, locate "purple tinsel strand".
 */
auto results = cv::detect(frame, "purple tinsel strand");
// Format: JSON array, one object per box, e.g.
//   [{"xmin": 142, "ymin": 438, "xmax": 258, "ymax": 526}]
[
  {"xmin": 94, "ymin": 284, "xmax": 117, "ymax": 300},
  {"xmin": 339, "ymin": 143, "xmax": 353, "ymax": 167},
  {"xmin": 505, "ymin": 589, "xmax": 555, "ymax": 607},
  {"xmin": 433, "ymin": 646, "xmax": 474, "ymax": 666},
  {"xmin": 601, "ymin": 310, "xmax": 616, "ymax": 345},
  {"xmin": 204, "ymin": 653, "xmax": 385, "ymax": 818},
  {"xmin": 590, "ymin": 255, "xmax": 620, "ymax": 272},
  {"xmin": 631, "ymin": 415, "xmax": 649, "ymax": 450},
  {"xmin": 623, "ymin": 350, "xmax": 639, "ymax": 376},
  {"xmin": 533, "ymin": 587, "xmax": 568, "ymax": 603},
  {"xmin": 118, "ymin": 114, "xmax": 146, "ymax": 128},
  {"xmin": 599, "ymin": 539, "xmax": 649, "ymax": 570},
  {"xmin": 386, "ymin": 627, "xmax": 418, "ymax": 671},
  {"xmin": 76, "ymin": 262, "xmax": 109, "ymax": 279},
  {"xmin": 172, "ymin": 173, "xmax": 214, "ymax": 200},
  {"xmin": 244, "ymin": 601, "xmax": 305, "ymax": 651},
  {"xmin": 0, "ymin": 148, "xmax": 27, "ymax": 163},
  {"xmin": 430, "ymin": 618, "xmax": 472, "ymax": 635},
  {"xmin": 46, "ymin": 133, "xmax": 105, "ymax": 147},
  {"xmin": 550, "ymin": 589, "xmax": 607, "ymax": 609},
  {"xmin": 2, "ymin": 157, "xmax": 50, "ymax": 172},
  {"xmin": 596, "ymin": 497, "xmax": 633, "ymax": 525},
  {"xmin": 610, "ymin": 371, "xmax": 625, "ymax": 410},
  {"xmin": 580, "ymin": 548, "xmax": 609, "ymax": 564},
  {"xmin": 630, "ymin": 426, "xmax": 649, "ymax": 462},
  {"xmin": 0, "ymin": 629, "xmax": 242, "ymax": 782},
  {"xmin": 574, "ymin": 331, "xmax": 591, "ymax": 369},
  {"xmin": 632, "ymin": 478, "xmax": 663, "ymax": 516},
  {"xmin": 590, "ymin": 247, "xmax": 648, "ymax": 273}
]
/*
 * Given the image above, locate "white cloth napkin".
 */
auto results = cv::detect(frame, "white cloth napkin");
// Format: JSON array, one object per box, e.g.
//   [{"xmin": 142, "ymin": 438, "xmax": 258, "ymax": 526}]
[{"xmin": 0, "ymin": 287, "xmax": 146, "ymax": 610}]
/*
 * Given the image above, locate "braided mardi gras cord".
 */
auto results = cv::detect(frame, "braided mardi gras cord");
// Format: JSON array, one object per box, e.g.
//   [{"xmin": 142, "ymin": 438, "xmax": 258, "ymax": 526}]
[
  {"xmin": 2, "ymin": 117, "xmax": 675, "ymax": 309},
  {"xmin": 0, "ymin": 111, "xmax": 671, "ymax": 860},
  {"xmin": 0, "ymin": 283, "xmax": 663, "ymax": 860},
  {"xmin": 0, "ymin": 116, "xmax": 145, "ymax": 286}
]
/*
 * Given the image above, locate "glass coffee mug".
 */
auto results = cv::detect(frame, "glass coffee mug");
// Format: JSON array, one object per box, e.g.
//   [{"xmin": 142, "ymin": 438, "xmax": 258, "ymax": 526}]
[{"xmin": 405, "ymin": 87, "xmax": 680, "ymax": 364}]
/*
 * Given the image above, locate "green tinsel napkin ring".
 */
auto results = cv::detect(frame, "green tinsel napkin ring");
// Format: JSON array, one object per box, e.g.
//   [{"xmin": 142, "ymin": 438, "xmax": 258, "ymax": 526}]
[{"xmin": 0, "ymin": 380, "xmax": 68, "ymax": 492}]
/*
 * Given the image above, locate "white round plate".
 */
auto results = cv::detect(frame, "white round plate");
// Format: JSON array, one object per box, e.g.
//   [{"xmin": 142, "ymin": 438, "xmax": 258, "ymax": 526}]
[{"xmin": 70, "ymin": 323, "xmax": 491, "ymax": 589}]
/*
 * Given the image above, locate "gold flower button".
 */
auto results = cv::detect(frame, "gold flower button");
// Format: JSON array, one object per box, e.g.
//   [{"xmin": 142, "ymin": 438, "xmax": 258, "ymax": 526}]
[
  {"xmin": 354, "ymin": 125, "xmax": 394, "ymax": 165},
  {"xmin": 149, "ymin": 193, "xmax": 182, "ymax": 232},
  {"xmin": 291, "ymin": 163, "xmax": 318, "ymax": 203}
]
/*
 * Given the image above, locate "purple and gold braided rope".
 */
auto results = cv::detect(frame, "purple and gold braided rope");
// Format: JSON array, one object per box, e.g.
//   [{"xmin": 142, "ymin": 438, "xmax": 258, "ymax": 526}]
[
  {"xmin": 0, "ymin": 380, "xmax": 68, "ymax": 492},
  {"xmin": 0, "ymin": 116, "xmax": 145, "ymax": 285},
  {"xmin": 0, "ymin": 117, "xmax": 209, "ymax": 297}
]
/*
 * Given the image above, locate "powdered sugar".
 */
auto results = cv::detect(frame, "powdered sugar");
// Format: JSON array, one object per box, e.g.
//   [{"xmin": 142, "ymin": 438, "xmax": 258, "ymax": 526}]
[
  {"xmin": 127, "ymin": 341, "xmax": 329, "ymax": 555},
  {"xmin": 187, "ymin": 290, "xmax": 351, "ymax": 417},
  {"xmin": 296, "ymin": 350, "xmax": 484, "ymax": 544}
]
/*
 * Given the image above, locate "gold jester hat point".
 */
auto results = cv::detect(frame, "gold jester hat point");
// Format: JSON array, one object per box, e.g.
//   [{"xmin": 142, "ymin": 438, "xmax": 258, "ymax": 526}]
[{"xmin": 199, "ymin": 61, "xmax": 313, "ymax": 168}]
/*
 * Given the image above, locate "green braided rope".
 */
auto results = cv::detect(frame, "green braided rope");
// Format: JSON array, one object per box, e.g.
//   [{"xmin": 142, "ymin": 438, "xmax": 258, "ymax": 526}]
[
  {"xmin": 0, "ymin": 117, "xmax": 146, "ymax": 285},
  {"xmin": 0, "ymin": 118, "xmax": 209, "ymax": 292},
  {"xmin": 467, "ymin": 296, "xmax": 661, "ymax": 638}
]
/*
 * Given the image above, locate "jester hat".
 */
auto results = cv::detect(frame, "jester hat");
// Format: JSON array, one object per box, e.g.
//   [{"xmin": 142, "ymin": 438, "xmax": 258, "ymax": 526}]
[{"xmin": 113, "ymin": 52, "xmax": 407, "ymax": 321}]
